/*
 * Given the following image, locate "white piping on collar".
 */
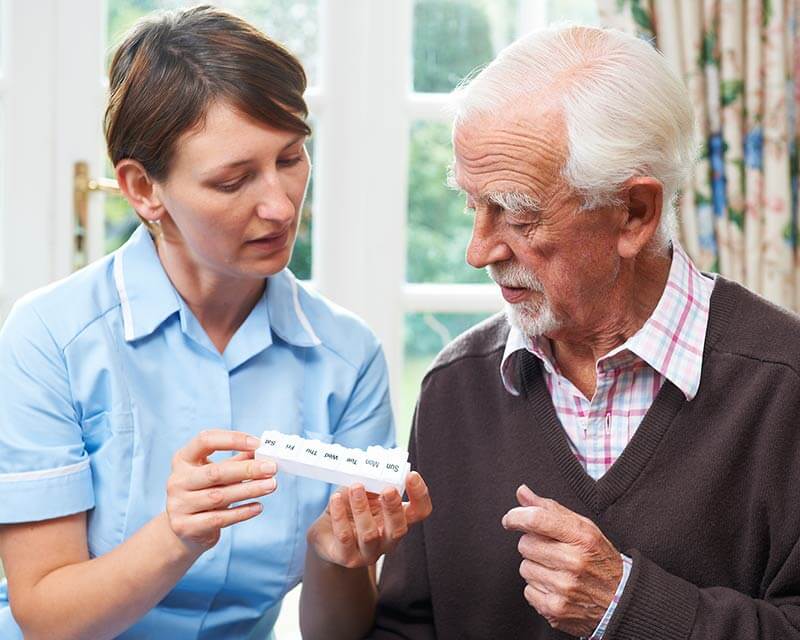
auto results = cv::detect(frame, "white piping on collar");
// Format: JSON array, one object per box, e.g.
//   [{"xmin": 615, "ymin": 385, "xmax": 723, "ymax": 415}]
[
  {"xmin": 113, "ymin": 251, "xmax": 135, "ymax": 341},
  {"xmin": 288, "ymin": 275, "xmax": 321, "ymax": 346},
  {"xmin": 0, "ymin": 459, "xmax": 90, "ymax": 483}
]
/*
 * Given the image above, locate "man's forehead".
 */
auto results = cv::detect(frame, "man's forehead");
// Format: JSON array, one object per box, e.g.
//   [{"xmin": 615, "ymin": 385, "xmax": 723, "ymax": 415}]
[{"xmin": 451, "ymin": 111, "xmax": 566, "ymax": 197}]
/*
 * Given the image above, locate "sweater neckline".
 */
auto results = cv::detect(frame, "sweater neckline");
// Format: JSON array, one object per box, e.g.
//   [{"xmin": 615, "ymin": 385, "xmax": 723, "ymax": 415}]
[{"xmin": 517, "ymin": 276, "xmax": 738, "ymax": 512}]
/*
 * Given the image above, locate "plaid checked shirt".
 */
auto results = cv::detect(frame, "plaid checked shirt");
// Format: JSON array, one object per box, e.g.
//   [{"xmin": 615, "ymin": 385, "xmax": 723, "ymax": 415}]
[{"xmin": 500, "ymin": 242, "xmax": 715, "ymax": 638}]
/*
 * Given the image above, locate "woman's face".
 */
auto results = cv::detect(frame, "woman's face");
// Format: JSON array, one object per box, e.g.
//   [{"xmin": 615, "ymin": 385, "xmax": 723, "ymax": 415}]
[{"xmin": 153, "ymin": 100, "xmax": 310, "ymax": 280}]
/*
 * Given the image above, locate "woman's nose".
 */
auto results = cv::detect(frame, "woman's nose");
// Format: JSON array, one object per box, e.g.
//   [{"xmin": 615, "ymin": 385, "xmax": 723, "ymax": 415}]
[{"xmin": 254, "ymin": 177, "xmax": 296, "ymax": 225}]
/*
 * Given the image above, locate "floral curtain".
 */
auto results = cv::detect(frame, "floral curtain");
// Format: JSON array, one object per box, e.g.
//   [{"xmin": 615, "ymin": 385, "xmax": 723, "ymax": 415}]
[{"xmin": 598, "ymin": 0, "xmax": 798, "ymax": 310}]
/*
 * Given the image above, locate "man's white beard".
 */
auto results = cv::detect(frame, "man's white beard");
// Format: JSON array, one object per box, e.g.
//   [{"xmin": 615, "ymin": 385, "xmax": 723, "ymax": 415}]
[
  {"xmin": 504, "ymin": 298, "xmax": 560, "ymax": 337},
  {"xmin": 487, "ymin": 262, "xmax": 561, "ymax": 338}
]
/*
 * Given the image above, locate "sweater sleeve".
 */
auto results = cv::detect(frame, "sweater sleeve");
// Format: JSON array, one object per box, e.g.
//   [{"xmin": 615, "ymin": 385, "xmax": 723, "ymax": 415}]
[
  {"xmin": 606, "ymin": 546, "xmax": 800, "ymax": 639},
  {"xmin": 368, "ymin": 413, "xmax": 437, "ymax": 640}
]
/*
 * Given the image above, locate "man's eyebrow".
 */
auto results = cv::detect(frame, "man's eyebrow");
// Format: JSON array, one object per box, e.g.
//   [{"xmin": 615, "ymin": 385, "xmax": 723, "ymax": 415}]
[
  {"xmin": 486, "ymin": 191, "xmax": 541, "ymax": 213},
  {"xmin": 444, "ymin": 164, "xmax": 540, "ymax": 213}
]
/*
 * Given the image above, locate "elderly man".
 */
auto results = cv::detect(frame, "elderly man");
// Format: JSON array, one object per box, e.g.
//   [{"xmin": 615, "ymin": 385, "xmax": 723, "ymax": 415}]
[{"xmin": 369, "ymin": 24, "xmax": 800, "ymax": 640}]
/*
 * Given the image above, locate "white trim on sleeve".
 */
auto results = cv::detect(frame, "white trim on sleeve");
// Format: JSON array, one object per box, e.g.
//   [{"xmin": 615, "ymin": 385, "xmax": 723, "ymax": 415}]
[{"xmin": 0, "ymin": 458, "xmax": 90, "ymax": 483}]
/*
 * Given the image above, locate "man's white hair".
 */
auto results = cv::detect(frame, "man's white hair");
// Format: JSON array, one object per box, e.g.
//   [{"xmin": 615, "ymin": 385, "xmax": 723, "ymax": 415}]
[{"xmin": 450, "ymin": 25, "xmax": 697, "ymax": 251}]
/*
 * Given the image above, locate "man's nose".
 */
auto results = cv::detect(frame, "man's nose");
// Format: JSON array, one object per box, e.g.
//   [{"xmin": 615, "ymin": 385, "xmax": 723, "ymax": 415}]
[{"xmin": 466, "ymin": 211, "xmax": 512, "ymax": 269}]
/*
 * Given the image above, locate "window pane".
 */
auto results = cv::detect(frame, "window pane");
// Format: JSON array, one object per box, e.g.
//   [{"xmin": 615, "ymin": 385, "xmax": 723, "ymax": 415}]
[
  {"xmin": 413, "ymin": 0, "xmax": 520, "ymax": 93},
  {"xmin": 547, "ymin": 0, "xmax": 598, "ymax": 23},
  {"xmin": 406, "ymin": 120, "xmax": 489, "ymax": 284},
  {"xmin": 107, "ymin": 0, "xmax": 320, "ymax": 85},
  {"xmin": 103, "ymin": 124, "xmax": 316, "ymax": 280},
  {"xmin": 399, "ymin": 312, "xmax": 491, "ymax": 445},
  {"xmin": 288, "ymin": 130, "xmax": 314, "ymax": 280}
]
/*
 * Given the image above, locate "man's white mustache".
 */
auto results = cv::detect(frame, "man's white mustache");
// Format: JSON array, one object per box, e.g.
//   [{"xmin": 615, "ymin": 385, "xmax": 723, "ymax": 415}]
[{"xmin": 486, "ymin": 263, "xmax": 545, "ymax": 293}]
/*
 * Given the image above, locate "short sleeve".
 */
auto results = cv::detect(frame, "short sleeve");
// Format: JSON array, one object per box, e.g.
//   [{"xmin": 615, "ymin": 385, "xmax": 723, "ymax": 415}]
[
  {"xmin": 0, "ymin": 300, "xmax": 94, "ymax": 522},
  {"xmin": 332, "ymin": 339, "xmax": 396, "ymax": 451}
]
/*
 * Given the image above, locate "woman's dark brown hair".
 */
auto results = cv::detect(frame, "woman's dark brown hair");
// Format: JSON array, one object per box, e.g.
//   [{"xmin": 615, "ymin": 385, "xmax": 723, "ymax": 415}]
[{"xmin": 105, "ymin": 4, "xmax": 311, "ymax": 181}]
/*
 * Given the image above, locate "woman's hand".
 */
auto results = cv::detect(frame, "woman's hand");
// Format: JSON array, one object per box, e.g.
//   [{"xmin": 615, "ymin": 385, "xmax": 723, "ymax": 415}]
[
  {"xmin": 307, "ymin": 471, "xmax": 432, "ymax": 569},
  {"xmin": 166, "ymin": 429, "xmax": 277, "ymax": 555}
]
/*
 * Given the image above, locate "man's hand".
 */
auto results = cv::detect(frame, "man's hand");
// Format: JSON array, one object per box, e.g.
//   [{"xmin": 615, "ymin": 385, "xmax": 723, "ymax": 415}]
[
  {"xmin": 308, "ymin": 471, "xmax": 432, "ymax": 569},
  {"xmin": 502, "ymin": 484, "xmax": 622, "ymax": 637}
]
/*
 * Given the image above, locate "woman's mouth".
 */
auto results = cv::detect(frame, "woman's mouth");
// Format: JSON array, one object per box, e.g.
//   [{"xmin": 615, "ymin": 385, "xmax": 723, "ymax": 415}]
[{"xmin": 247, "ymin": 229, "xmax": 290, "ymax": 252}]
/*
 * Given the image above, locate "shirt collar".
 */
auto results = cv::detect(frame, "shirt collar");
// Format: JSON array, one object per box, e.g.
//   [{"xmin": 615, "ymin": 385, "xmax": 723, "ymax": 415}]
[
  {"xmin": 113, "ymin": 225, "xmax": 322, "ymax": 349},
  {"xmin": 500, "ymin": 242, "xmax": 714, "ymax": 400},
  {"xmin": 113, "ymin": 225, "xmax": 180, "ymax": 342}
]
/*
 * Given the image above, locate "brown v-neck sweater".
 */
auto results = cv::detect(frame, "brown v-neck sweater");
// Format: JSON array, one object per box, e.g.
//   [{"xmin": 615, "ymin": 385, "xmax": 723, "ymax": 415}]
[{"xmin": 370, "ymin": 277, "xmax": 800, "ymax": 639}]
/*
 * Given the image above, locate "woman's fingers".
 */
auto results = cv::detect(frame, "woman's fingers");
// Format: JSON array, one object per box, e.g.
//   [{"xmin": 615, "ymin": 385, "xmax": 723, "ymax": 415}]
[
  {"xmin": 180, "ymin": 457, "xmax": 276, "ymax": 491},
  {"xmin": 179, "ymin": 429, "xmax": 260, "ymax": 464},
  {"xmin": 181, "ymin": 477, "xmax": 277, "ymax": 514},
  {"xmin": 348, "ymin": 485, "xmax": 383, "ymax": 561},
  {"xmin": 202, "ymin": 501, "xmax": 265, "ymax": 530},
  {"xmin": 228, "ymin": 450, "xmax": 256, "ymax": 462},
  {"xmin": 402, "ymin": 472, "xmax": 432, "ymax": 524}
]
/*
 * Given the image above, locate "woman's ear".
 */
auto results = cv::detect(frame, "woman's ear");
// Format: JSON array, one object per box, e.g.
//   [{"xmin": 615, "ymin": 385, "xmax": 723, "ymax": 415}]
[
  {"xmin": 115, "ymin": 159, "xmax": 166, "ymax": 223},
  {"xmin": 617, "ymin": 176, "xmax": 664, "ymax": 259}
]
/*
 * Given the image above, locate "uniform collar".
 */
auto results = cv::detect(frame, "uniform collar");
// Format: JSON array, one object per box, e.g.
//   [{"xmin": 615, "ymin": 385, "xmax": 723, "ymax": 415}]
[
  {"xmin": 500, "ymin": 242, "xmax": 714, "ymax": 400},
  {"xmin": 113, "ymin": 225, "xmax": 180, "ymax": 342},
  {"xmin": 113, "ymin": 225, "xmax": 322, "ymax": 350}
]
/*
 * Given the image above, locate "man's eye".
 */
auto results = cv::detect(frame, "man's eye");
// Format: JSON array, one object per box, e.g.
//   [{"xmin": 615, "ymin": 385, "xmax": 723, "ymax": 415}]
[{"xmin": 505, "ymin": 211, "xmax": 535, "ymax": 227}]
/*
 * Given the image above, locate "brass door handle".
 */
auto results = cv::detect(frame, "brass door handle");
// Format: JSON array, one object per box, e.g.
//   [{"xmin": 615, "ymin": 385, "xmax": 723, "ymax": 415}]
[{"xmin": 73, "ymin": 161, "xmax": 121, "ymax": 268}]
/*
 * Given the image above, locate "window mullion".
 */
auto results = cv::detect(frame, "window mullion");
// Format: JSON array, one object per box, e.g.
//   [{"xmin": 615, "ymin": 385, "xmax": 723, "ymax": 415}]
[{"xmin": 314, "ymin": 0, "xmax": 411, "ymax": 418}]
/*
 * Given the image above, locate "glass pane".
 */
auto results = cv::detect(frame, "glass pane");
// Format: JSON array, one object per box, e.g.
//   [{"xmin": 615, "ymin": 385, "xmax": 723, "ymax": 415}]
[
  {"xmin": 107, "ymin": 0, "xmax": 320, "ymax": 85},
  {"xmin": 103, "ymin": 124, "xmax": 316, "ymax": 280},
  {"xmin": 546, "ymin": 0, "xmax": 598, "ymax": 23},
  {"xmin": 406, "ymin": 120, "xmax": 489, "ymax": 284},
  {"xmin": 413, "ymin": 0, "xmax": 520, "ymax": 93},
  {"xmin": 399, "ymin": 312, "xmax": 490, "ymax": 446},
  {"xmin": 289, "ymin": 129, "xmax": 314, "ymax": 280}
]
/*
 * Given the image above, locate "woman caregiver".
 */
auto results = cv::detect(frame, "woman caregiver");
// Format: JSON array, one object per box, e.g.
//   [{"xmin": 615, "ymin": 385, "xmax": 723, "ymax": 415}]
[{"xmin": 0, "ymin": 6, "xmax": 430, "ymax": 639}]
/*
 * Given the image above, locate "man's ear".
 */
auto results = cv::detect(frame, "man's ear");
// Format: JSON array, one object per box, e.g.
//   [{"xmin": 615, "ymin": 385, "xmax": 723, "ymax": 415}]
[
  {"xmin": 617, "ymin": 176, "xmax": 664, "ymax": 259},
  {"xmin": 115, "ymin": 159, "xmax": 166, "ymax": 223}
]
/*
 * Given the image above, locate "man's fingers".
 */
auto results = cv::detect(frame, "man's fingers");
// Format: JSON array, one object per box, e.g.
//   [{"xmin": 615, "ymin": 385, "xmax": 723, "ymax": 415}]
[
  {"xmin": 329, "ymin": 490, "xmax": 358, "ymax": 555},
  {"xmin": 180, "ymin": 457, "xmax": 277, "ymax": 490},
  {"xmin": 516, "ymin": 485, "xmax": 570, "ymax": 516},
  {"xmin": 502, "ymin": 506, "xmax": 579, "ymax": 543},
  {"xmin": 180, "ymin": 430, "xmax": 261, "ymax": 463},
  {"xmin": 517, "ymin": 533, "xmax": 576, "ymax": 571},
  {"xmin": 519, "ymin": 558, "xmax": 572, "ymax": 592},
  {"xmin": 348, "ymin": 484, "xmax": 383, "ymax": 559},
  {"xmin": 380, "ymin": 489, "xmax": 408, "ymax": 545},
  {"xmin": 403, "ymin": 472, "xmax": 432, "ymax": 524}
]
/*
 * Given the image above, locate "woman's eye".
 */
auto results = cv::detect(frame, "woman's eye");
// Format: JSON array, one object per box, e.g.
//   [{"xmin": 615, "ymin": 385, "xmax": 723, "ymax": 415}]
[
  {"xmin": 278, "ymin": 155, "xmax": 303, "ymax": 168},
  {"xmin": 216, "ymin": 176, "xmax": 249, "ymax": 193}
]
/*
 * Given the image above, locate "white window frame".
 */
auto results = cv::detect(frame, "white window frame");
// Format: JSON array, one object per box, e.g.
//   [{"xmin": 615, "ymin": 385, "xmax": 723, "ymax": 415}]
[
  {"xmin": 0, "ymin": 0, "xmax": 550, "ymax": 417},
  {"xmin": 313, "ymin": 0, "xmax": 548, "ymax": 412}
]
